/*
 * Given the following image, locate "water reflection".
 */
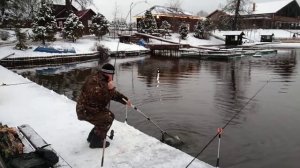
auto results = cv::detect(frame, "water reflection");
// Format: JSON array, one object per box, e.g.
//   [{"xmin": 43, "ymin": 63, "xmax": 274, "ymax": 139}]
[{"xmin": 17, "ymin": 50, "xmax": 300, "ymax": 168}]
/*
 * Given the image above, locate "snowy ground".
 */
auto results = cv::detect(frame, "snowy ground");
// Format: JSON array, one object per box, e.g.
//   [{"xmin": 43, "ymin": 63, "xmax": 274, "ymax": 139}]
[
  {"xmin": 2, "ymin": 28, "xmax": 300, "ymax": 61},
  {"xmin": 0, "ymin": 64, "xmax": 213, "ymax": 168},
  {"xmin": 0, "ymin": 32, "xmax": 148, "ymax": 60}
]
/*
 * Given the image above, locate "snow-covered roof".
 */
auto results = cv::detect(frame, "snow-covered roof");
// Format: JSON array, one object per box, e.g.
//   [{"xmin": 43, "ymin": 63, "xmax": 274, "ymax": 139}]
[
  {"xmin": 208, "ymin": 0, "xmax": 297, "ymax": 17},
  {"xmin": 136, "ymin": 5, "xmax": 200, "ymax": 19},
  {"xmin": 251, "ymin": 0, "xmax": 295, "ymax": 14}
]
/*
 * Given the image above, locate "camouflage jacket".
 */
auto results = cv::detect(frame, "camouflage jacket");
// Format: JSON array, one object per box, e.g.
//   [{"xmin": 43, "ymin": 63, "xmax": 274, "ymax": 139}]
[
  {"xmin": 76, "ymin": 72, "xmax": 128, "ymax": 121},
  {"xmin": 0, "ymin": 125, "xmax": 23, "ymax": 160}
]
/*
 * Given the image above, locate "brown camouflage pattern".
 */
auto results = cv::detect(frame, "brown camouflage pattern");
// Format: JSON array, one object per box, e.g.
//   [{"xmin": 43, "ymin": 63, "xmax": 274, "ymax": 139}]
[
  {"xmin": 0, "ymin": 125, "xmax": 23, "ymax": 160},
  {"xmin": 76, "ymin": 72, "xmax": 127, "ymax": 137}
]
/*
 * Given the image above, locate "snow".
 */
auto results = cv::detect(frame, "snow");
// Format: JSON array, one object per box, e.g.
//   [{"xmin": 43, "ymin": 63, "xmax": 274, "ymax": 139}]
[
  {"xmin": 0, "ymin": 36, "xmax": 148, "ymax": 60},
  {"xmin": 212, "ymin": 29, "xmax": 298, "ymax": 43},
  {"xmin": 0, "ymin": 64, "xmax": 213, "ymax": 168},
  {"xmin": 136, "ymin": 5, "xmax": 199, "ymax": 18},
  {"xmin": 251, "ymin": 0, "xmax": 294, "ymax": 15}
]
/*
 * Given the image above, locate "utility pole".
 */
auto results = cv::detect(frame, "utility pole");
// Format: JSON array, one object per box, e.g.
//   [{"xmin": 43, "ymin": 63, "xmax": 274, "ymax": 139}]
[{"xmin": 128, "ymin": 0, "xmax": 148, "ymax": 35}]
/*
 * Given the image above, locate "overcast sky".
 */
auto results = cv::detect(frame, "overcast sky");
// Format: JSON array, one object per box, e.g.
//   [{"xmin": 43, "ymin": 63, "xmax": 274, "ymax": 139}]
[{"xmin": 68, "ymin": 0, "xmax": 297, "ymax": 21}]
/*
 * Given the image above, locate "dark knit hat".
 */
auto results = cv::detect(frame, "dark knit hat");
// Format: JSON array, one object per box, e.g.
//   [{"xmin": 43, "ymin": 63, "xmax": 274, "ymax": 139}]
[{"xmin": 101, "ymin": 63, "xmax": 115, "ymax": 74}]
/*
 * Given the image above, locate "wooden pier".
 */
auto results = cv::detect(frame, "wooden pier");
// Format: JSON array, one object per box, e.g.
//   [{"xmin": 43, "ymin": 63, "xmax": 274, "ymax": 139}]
[
  {"xmin": 148, "ymin": 44, "xmax": 189, "ymax": 57},
  {"xmin": 0, "ymin": 52, "xmax": 107, "ymax": 69}
]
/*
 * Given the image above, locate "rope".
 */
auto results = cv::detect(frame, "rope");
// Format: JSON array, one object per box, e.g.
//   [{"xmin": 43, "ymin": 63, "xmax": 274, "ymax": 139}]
[{"xmin": 186, "ymin": 79, "xmax": 271, "ymax": 167}]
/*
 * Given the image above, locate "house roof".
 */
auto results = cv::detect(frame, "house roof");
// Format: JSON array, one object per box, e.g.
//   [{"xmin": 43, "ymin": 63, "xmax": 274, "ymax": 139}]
[
  {"xmin": 75, "ymin": 9, "xmax": 96, "ymax": 18},
  {"xmin": 52, "ymin": 4, "xmax": 78, "ymax": 17},
  {"xmin": 206, "ymin": 9, "xmax": 228, "ymax": 18},
  {"xmin": 52, "ymin": 4, "xmax": 96, "ymax": 20},
  {"xmin": 207, "ymin": 0, "xmax": 296, "ymax": 17},
  {"xmin": 135, "ymin": 5, "xmax": 201, "ymax": 19},
  {"xmin": 251, "ymin": 0, "xmax": 294, "ymax": 14}
]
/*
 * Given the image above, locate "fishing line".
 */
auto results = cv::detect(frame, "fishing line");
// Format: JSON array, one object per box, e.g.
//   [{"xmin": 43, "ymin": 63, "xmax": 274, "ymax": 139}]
[
  {"xmin": 113, "ymin": 41, "xmax": 120, "ymax": 69},
  {"xmin": 186, "ymin": 78, "xmax": 272, "ymax": 168}
]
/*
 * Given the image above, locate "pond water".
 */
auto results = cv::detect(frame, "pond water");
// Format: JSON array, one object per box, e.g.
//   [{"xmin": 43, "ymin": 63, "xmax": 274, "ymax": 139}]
[{"xmin": 17, "ymin": 50, "xmax": 300, "ymax": 168}]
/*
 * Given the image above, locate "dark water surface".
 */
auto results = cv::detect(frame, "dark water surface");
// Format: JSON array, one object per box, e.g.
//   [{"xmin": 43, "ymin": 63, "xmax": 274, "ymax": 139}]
[{"xmin": 17, "ymin": 50, "xmax": 300, "ymax": 168}]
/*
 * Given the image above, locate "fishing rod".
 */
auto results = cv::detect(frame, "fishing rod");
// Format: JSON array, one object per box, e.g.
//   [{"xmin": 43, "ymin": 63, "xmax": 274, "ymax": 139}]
[
  {"xmin": 113, "ymin": 41, "xmax": 120, "ymax": 69},
  {"xmin": 186, "ymin": 78, "xmax": 272, "ymax": 167},
  {"xmin": 1, "ymin": 82, "xmax": 33, "ymax": 87},
  {"xmin": 122, "ymin": 98, "xmax": 183, "ymax": 147},
  {"xmin": 102, "ymin": 40, "xmax": 120, "ymax": 167}
]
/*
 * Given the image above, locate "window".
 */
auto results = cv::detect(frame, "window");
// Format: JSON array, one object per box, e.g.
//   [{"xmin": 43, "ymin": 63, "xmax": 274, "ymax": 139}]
[
  {"xmin": 88, "ymin": 20, "xmax": 92, "ymax": 26},
  {"xmin": 59, "ymin": 21, "xmax": 63, "ymax": 28}
]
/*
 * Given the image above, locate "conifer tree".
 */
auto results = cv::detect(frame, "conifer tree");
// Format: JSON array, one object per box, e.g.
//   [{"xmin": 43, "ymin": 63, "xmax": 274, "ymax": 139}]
[
  {"xmin": 160, "ymin": 20, "xmax": 171, "ymax": 38},
  {"xmin": 63, "ymin": 13, "xmax": 84, "ymax": 42},
  {"xmin": 89, "ymin": 13, "xmax": 109, "ymax": 40},
  {"xmin": 194, "ymin": 20, "xmax": 204, "ymax": 39},
  {"xmin": 179, "ymin": 22, "xmax": 188, "ymax": 40},
  {"xmin": 139, "ymin": 10, "xmax": 157, "ymax": 34},
  {"xmin": 32, "ymin": 3, "xmax": 57, "ymax": 45},
  {"xmin": 14, "ymin": 28, "xmax": 28, "ymax": 50}
]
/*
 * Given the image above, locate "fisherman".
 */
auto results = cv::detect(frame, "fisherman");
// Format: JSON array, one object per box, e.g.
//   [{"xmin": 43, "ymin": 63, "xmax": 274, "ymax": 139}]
[{"xmin": 76, "ymin": 63, "xmax": 131, "ymax": 148}]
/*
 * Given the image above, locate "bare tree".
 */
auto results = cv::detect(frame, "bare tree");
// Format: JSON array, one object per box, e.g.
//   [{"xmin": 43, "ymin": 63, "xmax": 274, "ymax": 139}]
[
  {"xmin": 223, "ymin": 0, "xmax": 253, "ymax": 30},
  {"xmin": 196, "ymin": 10, "xmax": 208, "ymax": 17},
  {"xmin": 74, "ymin": 0, "xmax": 93, "ymax": 10},
  {"xmin": 168, "ymin": 0, "xmax": 182, "ymax": 10},
  {"xmin": 111, "ymin": 1, "xmax": 119, "ymax": 38}
]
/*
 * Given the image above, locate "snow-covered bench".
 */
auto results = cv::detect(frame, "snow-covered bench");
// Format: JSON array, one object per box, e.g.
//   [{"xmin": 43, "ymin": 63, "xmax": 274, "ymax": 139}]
[{"xmin": 17, "ymin": 124, "xmax": 71, "ymax": 168}]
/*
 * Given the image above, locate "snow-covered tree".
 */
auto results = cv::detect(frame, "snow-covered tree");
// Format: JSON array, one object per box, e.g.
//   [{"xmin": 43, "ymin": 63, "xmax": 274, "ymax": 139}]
[
  {"xmin": 62, "ymin": 13, "xmax": 84, "ymax": 42},
  {"xmin": 160, "ymin": 20, "xmax": 171, "ymax": 38},
  {"xmin": 194, "ymin": 20, "xmax": 204, "ymax": 39},
  {"xmin": 223, "ymin": 0, "xmax": 252, "ymax": 30},
  {"xmin": 1, "ymin": 0, "xmax": 40, "ymax": 28},
  {"xmin": 194, "ymin": 19, "xmax": 213, "ymax": 39},
  {"xmin": 179, "ymin": 22, "xmax": 188, "ymax": 40},
  {"xmin": 160, "ymin": 20, "xmax": 171, "ymax": 31},
  {"xmin": 32, "ymin": 3, "xmax": 57, "ymax": 45},
  {"xmin": 89, "ymin": 13, "xmax": 109, "ymax": 40},
  {"xmin": 15, "ymin": 28, "xmax": 28, "ymax": 50},
  {"xmin": 138, "ymin": 10, "xmax": 157, "ymax": 34}
]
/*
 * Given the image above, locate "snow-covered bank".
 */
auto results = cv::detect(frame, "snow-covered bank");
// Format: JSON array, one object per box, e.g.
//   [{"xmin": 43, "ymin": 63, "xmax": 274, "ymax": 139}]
[
  {"xmin": 212, "ymin": 29, "xmax": 297, "ymax": 42},
  {"xmin": 0, "ymin": 35, "xmax": 148, "ymax": 60},
  {"xmin": 0, "ymin": 65, "xmax": 213, "ymax": 168}
]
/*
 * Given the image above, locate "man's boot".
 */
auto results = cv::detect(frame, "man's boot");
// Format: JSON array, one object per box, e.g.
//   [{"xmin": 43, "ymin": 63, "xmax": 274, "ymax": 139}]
[
  {"xmin": 89, "ymin": 129, "xmax": 110, "ymax": 149},
  {"xmin": 87, "ymin": 127, "xmax": 95, "ymax": 143}
]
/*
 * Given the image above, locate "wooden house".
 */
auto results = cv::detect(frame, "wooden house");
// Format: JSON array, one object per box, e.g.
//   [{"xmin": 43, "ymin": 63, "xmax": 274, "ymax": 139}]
[
  {"xmin": 207, "ymin": 0, "xmax": 300, "ymax": 29},
  {"xmin": 135, "ymin": 5, "xmax": 202, "ymax": 32},
  {"xmin": 52, "ymin": 0, "xmax": 96, "ymax": 34}
]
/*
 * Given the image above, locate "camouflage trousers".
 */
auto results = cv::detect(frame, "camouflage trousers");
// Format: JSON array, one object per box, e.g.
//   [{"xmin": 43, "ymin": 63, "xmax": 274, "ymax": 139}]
[{"xmin": 85, "ymin": 110, "xmax": 115, "ymax": 139}]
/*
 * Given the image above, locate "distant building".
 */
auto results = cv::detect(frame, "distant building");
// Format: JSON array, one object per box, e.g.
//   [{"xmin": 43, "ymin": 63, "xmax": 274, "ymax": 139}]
[
  {"xmin": 52, "ymin": 0, "xmax": 96, "ymax": 34},
  {"xmin": 135, "ymin": 5, "xmax": 202, "ymax": 32},
  {"xmin": 207, "ymin": 0, "xmax": 300, "ymax": 29}
]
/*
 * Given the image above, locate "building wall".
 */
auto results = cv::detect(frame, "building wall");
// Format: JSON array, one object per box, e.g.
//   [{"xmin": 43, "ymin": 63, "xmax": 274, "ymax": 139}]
[
  {"xmin": 156, "ymin": 16, "xmax": 199, "ymax": 32},
  {"xmin": 137, "ymin": 16, "xmax": 200, "ymax": 32},
  {"xmin": 79, "ymin": 11, "xmax": 94, "ymax": 34}
]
